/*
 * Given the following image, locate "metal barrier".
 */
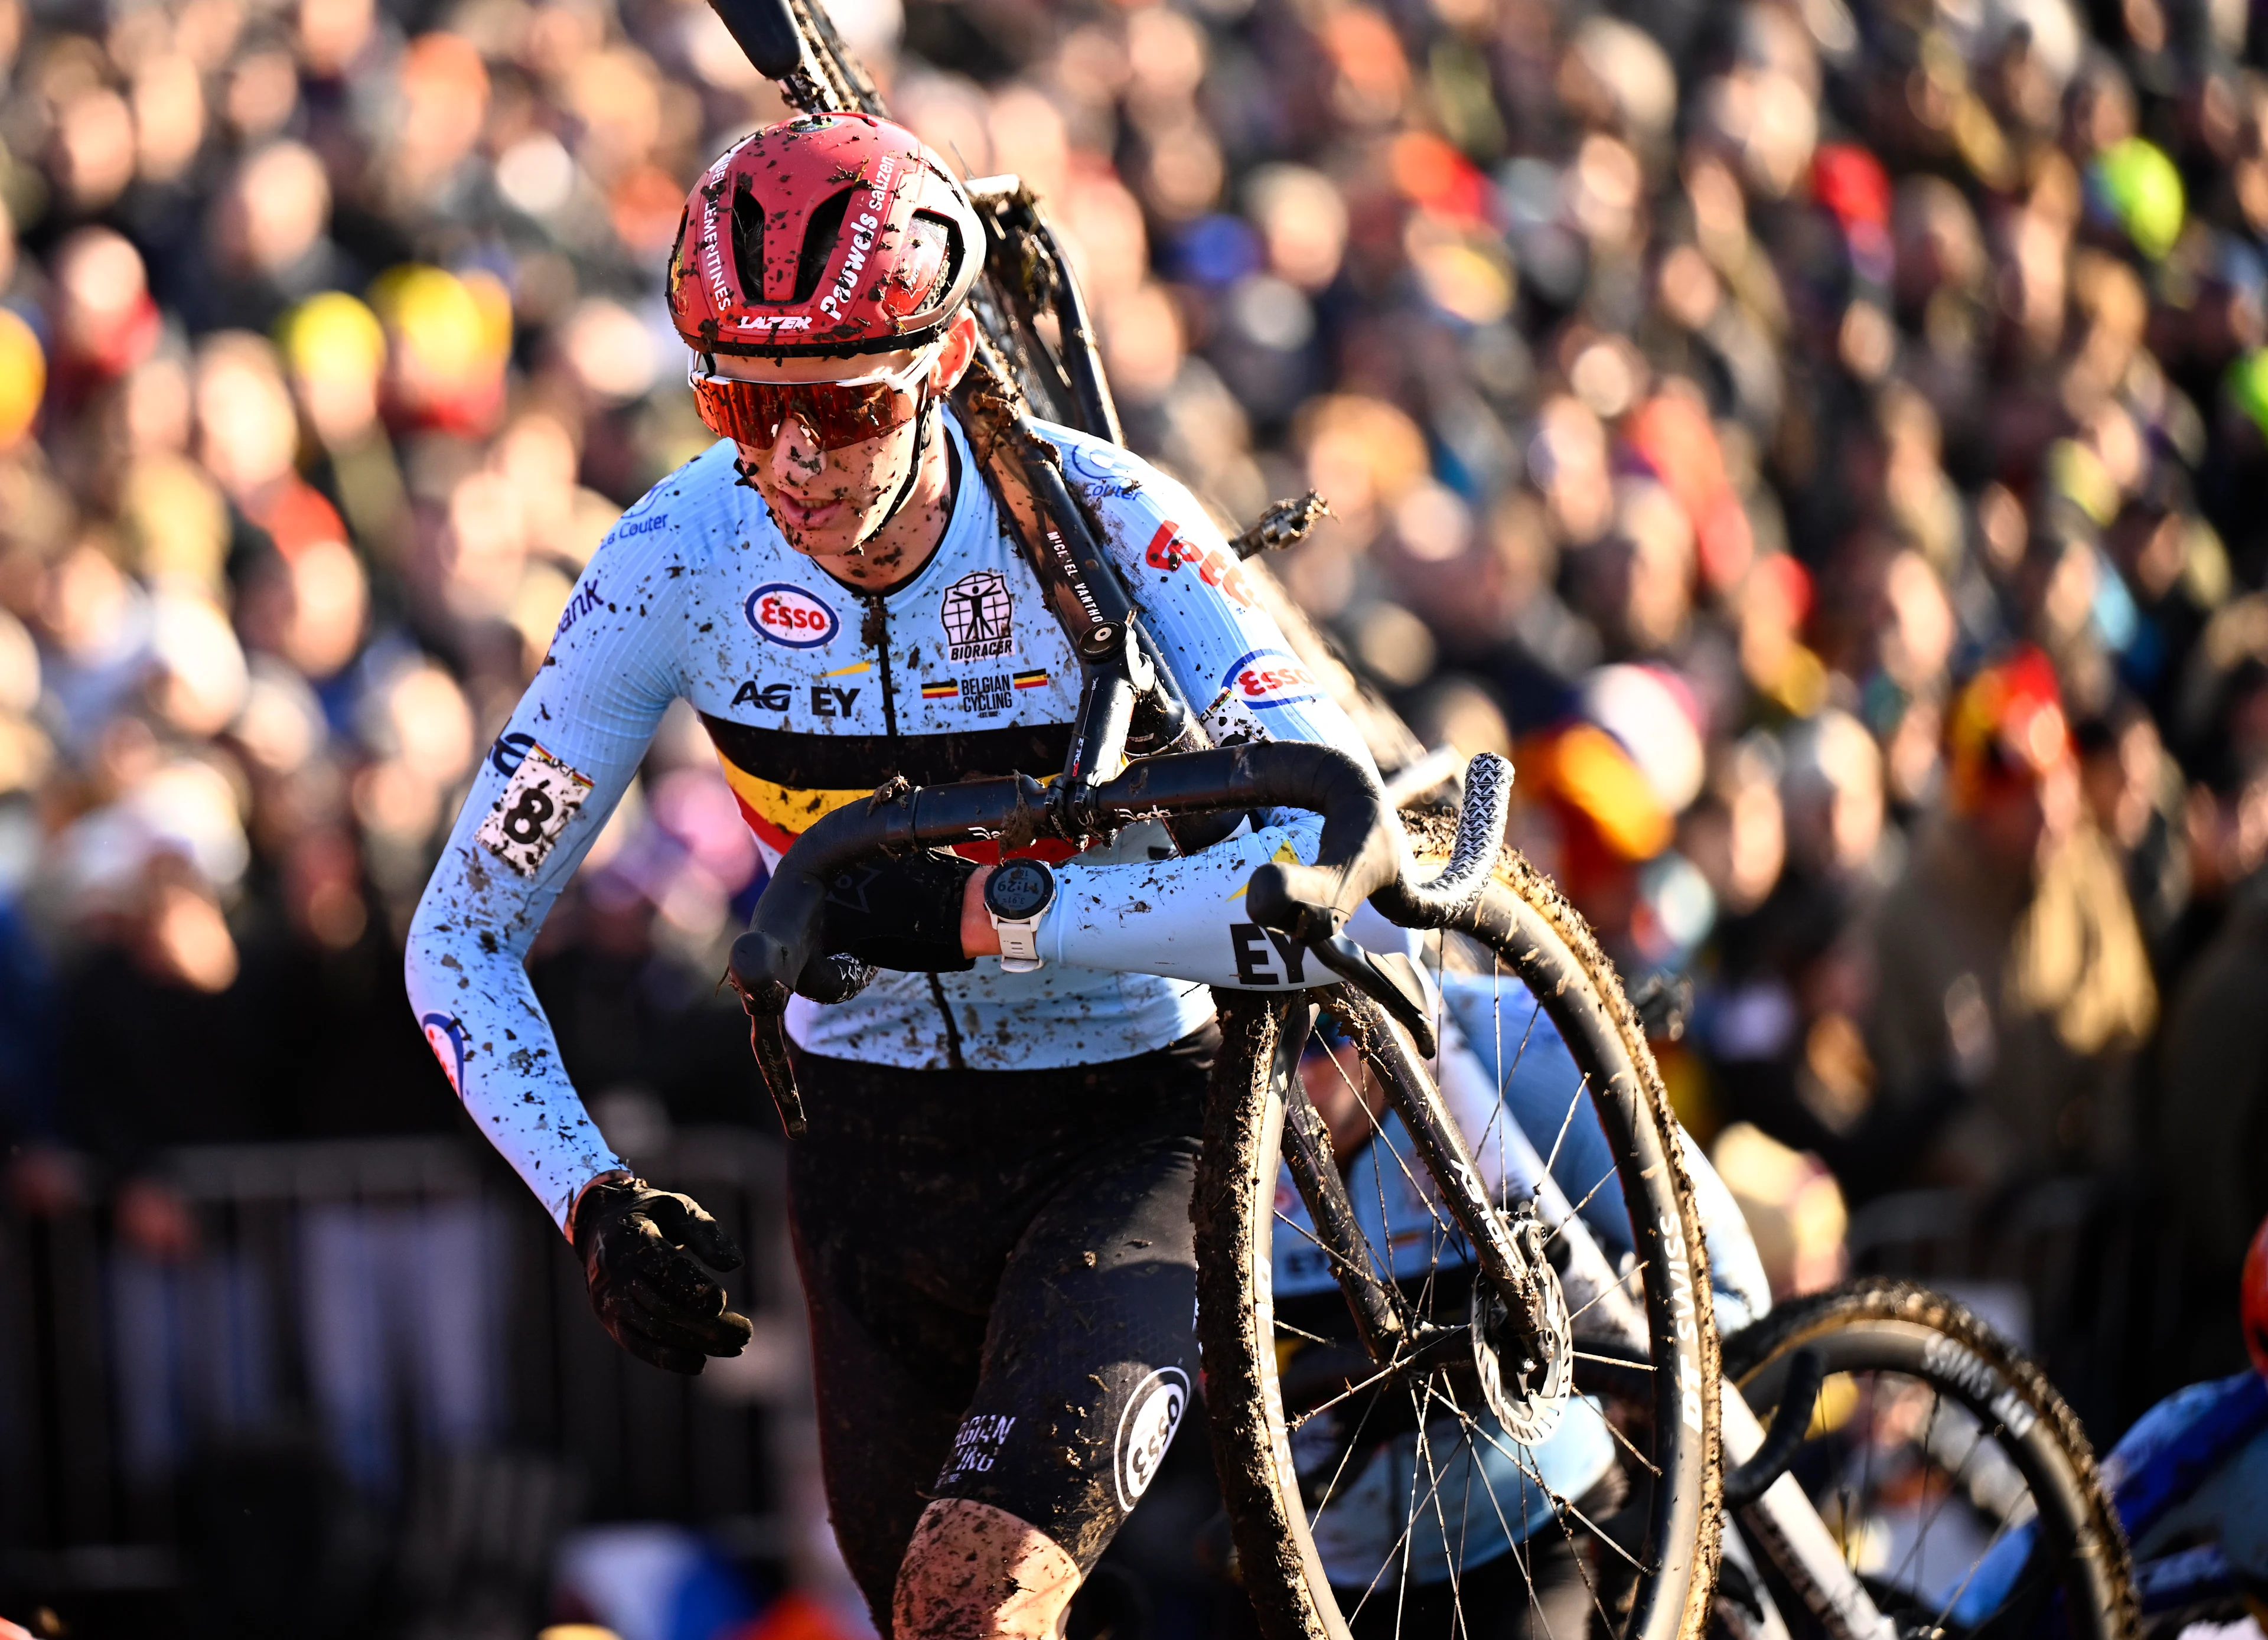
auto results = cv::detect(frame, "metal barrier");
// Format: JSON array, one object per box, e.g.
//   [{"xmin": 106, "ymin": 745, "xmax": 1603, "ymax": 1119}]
[{"xmin": 0, "ymin": 1129, "xmax": 806, "ymax": 1627}]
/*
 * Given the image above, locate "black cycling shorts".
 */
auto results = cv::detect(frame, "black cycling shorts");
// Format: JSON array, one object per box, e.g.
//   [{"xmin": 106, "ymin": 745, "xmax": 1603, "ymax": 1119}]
[{"xmin": 784, "ymin": 1028, "xmax": 1214, "ymax": 1623}]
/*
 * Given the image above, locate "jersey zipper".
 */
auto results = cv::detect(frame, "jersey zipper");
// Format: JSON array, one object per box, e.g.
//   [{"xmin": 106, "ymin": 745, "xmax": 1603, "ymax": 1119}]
[
  {"xmin": 862, "ymin": 592, "xmax": 900, "ymax": 739},
  {"xmin": 866, "ymin": 591, "xmax": 963, "ymax": 1068}
]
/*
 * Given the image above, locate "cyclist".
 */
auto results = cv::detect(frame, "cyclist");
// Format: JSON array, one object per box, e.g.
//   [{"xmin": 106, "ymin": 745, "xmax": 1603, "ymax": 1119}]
[{"xmin": 406, "ymin": 111, "xmax": 1394, "ymax": 1639}]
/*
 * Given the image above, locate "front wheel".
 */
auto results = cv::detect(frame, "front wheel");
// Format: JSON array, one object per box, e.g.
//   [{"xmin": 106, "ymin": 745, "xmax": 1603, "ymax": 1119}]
[
  {"xmin": 1193, "ymin": 847, "xmax": 1722, "ymax": 1640},
  {"xmin": 1722, "ymin": 1278, "xmax": 2136, "ymax": 1640}
]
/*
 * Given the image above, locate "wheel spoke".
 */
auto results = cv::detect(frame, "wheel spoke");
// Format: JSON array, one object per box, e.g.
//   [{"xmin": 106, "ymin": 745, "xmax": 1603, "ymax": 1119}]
[
  {"xmin": 1305, "ymin": 1358, "xmax": 1389, "ymax": 1524},
  {"xmin": 1928, "ymin": 1497, "xmax": 2025, "ymax": 1634},
  {"xmin": 1275, "ymin": 1207, "xmax": 1398, "ymax": 1293},
  {"xmin": 1565, "ymin": 1258, "xmax": 1647, "ymax": 1328},
  {"xmin": 1285, "ymin": 1341, "xmax": 1419, "ymax": 1431},
  {"xmin": 1888, "ymin": 1395, "xmax": 2001, "ymax": 1598},
  {"xmin": 1552, "ymin": 1156, "xmax": 1619, "ymax": 1233}
]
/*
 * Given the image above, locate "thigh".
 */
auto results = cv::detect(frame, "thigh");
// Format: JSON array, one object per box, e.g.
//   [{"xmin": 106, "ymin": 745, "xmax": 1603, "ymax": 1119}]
[{"xmin": 933, "ymin": 1137, "xmax": 1203, "ymax": 1571}]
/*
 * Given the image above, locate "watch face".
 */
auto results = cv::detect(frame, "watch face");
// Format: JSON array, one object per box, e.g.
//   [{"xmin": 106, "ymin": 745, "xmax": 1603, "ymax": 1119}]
[{"xmin": 986, "ymin": 859, "xmax": 1055, "ymax": 920}]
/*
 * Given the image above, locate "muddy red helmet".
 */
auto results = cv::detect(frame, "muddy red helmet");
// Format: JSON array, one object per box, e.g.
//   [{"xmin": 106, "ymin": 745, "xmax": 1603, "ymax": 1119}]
[
  {"xmin": 2245, "ymin": 1213, "xmax": 2268, "ymax": 1377},
  {"xmin": 667, "ymin": 112, "xmax": 985, "ymax": 358}
]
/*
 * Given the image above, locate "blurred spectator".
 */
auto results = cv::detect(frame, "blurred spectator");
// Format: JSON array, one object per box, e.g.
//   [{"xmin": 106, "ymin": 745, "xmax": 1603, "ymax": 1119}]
[
  {"xmin": 56, "ymin": 846, "xmax": 286, "ymax": 1480},
  {"xmin": 1871, "ymin": 650, "xmax": 2156, "ymax": 1191},
  {"xmin": 2153, "ymin": 862, "xmax": 2268, "ymax": 1384}
]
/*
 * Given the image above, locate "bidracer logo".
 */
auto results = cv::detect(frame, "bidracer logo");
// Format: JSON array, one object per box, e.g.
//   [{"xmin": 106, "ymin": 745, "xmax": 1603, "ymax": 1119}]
[
  {"xmin": 745, "ymin": 582, "xmax": 840, "ymax": 648},
  {"xmin": 940, "ymin": 570, "xmax": 1015, "ymax": 662},
  {"xmin": 1223, "ymin": 647, "xmax": 1319, "ymax": 710}
]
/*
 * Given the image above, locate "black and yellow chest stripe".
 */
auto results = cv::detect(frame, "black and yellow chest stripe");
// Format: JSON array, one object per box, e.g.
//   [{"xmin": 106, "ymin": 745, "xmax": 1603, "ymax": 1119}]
[{"xmin": 700, "ymin": 713, "xmax": 1077, "ymax": 860}]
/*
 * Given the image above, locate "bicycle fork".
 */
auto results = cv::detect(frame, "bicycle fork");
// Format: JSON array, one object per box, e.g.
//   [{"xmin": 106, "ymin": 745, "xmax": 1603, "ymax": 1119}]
[{"xmin": 1277, "ymin": 994, "xmax": 1573, "ymax": 1427}]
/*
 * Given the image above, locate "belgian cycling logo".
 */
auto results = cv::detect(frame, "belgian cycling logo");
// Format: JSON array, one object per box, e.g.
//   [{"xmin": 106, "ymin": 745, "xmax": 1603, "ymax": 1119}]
[
  {"xmin": 475, "ymin": 742, "xmax": 594, "ymax": 878},
  {"xmin": 937, "ymin": 1412, "xmax": 1015, "ymax": 1488},
  {"xmin": 745, "ymin": 582, "xmax": 840, "ymax": 648},
  {"xmin": 940, "ymin": 570, "xmax": 1015, "ymax": 661},
  {"xmin": 1115, "ymin": 1367, "xmax": 1188, "ymax": 1509},
  {"xmin": 1222, "ymin": 647, "xmax": 1319, "ymax": 710}
]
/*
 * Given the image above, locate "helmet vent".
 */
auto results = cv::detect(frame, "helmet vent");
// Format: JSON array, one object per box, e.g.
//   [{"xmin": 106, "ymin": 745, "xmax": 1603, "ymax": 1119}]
[
  {"xmin": 900, "ymin": 213, "xmax": 959, "ymax": 308},
  {"xmin": 729, "ymin": 185, "xmax": 765, "ymax": 304},
  {"xmin": 791, "ymin": 189, "xmax": 854, "ymax": 305}
]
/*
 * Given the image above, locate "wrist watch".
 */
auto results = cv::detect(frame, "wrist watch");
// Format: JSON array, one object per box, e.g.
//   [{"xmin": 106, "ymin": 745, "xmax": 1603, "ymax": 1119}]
[{"xmin": 983, "ymin": 858, "xmax": 1057, "ymax": 974}]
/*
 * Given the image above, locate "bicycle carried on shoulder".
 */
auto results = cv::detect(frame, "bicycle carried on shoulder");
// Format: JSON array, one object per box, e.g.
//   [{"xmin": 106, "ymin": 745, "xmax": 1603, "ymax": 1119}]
[{"xmin": 690, "ymin": 1, "xmax": 2139, "ymax": 1632}]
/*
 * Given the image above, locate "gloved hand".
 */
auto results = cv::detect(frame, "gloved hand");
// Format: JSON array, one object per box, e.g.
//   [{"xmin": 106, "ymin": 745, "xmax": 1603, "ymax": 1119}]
[
  {"xmin": 814, "ymin": 850, "xmax": 979, "ymax": 974},
  {"xmin": 572, "ymin": 1175, "xmax": 754, "ymax": 1374}
]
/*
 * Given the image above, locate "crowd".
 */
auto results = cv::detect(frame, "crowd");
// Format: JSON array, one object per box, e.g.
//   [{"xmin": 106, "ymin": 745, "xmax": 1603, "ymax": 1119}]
[{"xmin": 4, "ymin": 0, "xmax": 2268, "ymax": 1587}]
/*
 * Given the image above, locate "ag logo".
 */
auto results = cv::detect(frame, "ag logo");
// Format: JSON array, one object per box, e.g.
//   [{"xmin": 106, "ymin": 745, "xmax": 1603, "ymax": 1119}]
[
  {"xmin": 1223, "ymin": 647, "xmax": 1319, "ymax": 710},
  {"xmin": 745, "ymin": 582, "xmax": 840, "ymax": 648},
  {"xmin": 940, "ymin": 570, "xmax": 1014, "ymax": 662},
  {"xmin": 1115, "ymin": 1367, "xmax": 1189, "ymax": 1509}
]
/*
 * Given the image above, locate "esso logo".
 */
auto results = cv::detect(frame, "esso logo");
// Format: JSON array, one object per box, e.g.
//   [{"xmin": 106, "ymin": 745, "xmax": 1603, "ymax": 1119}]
[
  {"xmin": 1224, "ymin": 648, "xmax": 1318, "ymax": 710},
  {"xmin": 1115, "ymin": 1368, "xmax": 1189, "ymax": 1508},
  {"xmin": 745, "ymin": 582, "xmax": 840, "ymax": 648}
]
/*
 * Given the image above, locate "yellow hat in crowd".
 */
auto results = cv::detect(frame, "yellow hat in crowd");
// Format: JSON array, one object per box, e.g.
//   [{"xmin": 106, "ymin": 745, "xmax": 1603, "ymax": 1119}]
[
  {"xmin": 279, "ymin": 289, "xmax": 387, "ymax": 386},
  {"xmin": 0, "ymin": 309, "xmax": 44, "ymax": 449}
]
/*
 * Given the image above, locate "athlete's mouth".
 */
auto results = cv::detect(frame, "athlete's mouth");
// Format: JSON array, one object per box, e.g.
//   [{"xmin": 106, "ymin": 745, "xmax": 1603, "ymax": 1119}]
[{"xmin": 768, "ymin": 491, "xmax": 846, "ymax": 532}]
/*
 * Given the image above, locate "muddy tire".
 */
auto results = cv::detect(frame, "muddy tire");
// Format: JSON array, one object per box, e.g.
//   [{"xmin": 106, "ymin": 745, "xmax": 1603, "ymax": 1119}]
[
  {"xmin": 1192, "ymin": 843, "xmax": 1722, "ymax": 1640},
  {"xmin": 1723, "ymin": 1278, "xmax": 2135, "ymax": 1640}
]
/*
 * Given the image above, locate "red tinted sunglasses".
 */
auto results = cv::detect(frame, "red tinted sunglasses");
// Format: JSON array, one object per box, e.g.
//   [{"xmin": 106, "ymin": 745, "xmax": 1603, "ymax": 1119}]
[{"xmin": 688, "ymin": 348, "xmax": 936, "ymax": 452}]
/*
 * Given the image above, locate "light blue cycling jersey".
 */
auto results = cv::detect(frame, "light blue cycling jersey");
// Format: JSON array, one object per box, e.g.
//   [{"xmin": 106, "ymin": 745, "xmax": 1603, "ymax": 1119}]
[{"xmin": 406, "ymin": 413, "xmax": 1376, "ymax": 1228}]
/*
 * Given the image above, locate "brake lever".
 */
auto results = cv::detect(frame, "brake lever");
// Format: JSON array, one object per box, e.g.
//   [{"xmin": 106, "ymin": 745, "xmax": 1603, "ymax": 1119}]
[
  {"xmin": 728, "ymin": 972, "xmax": 809, "ymax": 1139},
  {"xmin": 1303, "ymin": 935, "xmax": 1437, "ymax": 1059}
]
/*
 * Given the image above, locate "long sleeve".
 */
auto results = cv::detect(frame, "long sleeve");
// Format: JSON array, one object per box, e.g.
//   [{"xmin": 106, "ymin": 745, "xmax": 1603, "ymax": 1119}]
[
  {"xmin": 405, "ymin": 511, "xmax": 692, "ymax": 1231},
  {"xmin": 1042, "ymin": 431, "xmax": 1379, "ymax": 987}
]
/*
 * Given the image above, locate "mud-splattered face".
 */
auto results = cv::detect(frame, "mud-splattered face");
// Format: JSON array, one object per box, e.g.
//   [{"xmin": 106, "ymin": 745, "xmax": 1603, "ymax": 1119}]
[{"xmin": 711, "ymin": 318, "xmax": 975, "ymax": 573}]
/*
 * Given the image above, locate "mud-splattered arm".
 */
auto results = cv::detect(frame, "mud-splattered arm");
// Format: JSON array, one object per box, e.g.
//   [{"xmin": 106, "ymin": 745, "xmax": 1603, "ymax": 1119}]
[{"xmin": 405, "ymin": 513, "xmax": 694, "ymax": 1232}]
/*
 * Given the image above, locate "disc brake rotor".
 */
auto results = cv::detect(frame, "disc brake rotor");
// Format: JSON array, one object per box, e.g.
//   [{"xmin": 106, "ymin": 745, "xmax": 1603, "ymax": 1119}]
[{"xmin": 1471, "ymin": 1209, "xmax": 1575, "ymax": 1445}]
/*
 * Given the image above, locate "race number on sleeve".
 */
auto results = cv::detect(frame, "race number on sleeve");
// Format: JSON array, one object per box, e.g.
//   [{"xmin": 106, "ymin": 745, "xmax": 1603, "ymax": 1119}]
[{"xmin": 474, "ymin": 742, "xmax": 594, "ymax": 877}]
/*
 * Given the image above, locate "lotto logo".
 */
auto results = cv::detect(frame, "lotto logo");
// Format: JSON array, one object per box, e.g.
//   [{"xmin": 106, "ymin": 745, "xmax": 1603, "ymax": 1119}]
[
  {"xmin": 1223, "ymin": 647, "xmax": 1319, "ymax": 710},
  {"xmin": 1144, "ymin": 521, "xmax": 1255, "ymax": 608},
  {"xmin": 744, "ymin": 583, "xmax": 840, "ymax": 648},
  {"xmin": 420, "ymin": 1013, "xmax": 468, "ymax": 1094}
]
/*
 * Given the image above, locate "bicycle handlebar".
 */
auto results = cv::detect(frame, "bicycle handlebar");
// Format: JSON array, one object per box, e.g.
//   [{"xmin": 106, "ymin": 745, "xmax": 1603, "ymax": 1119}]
[{"xmin": 726, "ymin": 747, "xmax": 1513, "ymax": 1136}]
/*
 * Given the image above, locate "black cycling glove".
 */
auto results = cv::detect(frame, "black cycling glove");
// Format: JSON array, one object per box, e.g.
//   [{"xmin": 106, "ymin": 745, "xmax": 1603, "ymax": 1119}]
[
  {"xmin": 814, "ymin": 850, "xmax": 979, "ymax": 974},
  {"xmin": 572, "ymin": 1176, "xmax": 754, "ymax": 1375}
]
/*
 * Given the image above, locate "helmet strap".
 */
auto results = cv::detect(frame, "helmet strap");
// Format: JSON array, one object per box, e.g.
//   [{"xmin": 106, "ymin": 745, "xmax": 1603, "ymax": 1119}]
[{"xmin": 853, "ymin": 381, "xmax": 939, "ymax": 552}]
